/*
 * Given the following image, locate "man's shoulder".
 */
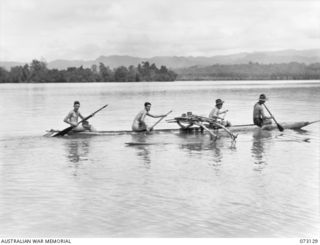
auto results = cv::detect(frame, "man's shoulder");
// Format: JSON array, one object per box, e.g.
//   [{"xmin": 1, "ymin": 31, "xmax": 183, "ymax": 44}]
[
  {"xmin": 254, "ymin": 103, "xmax": 264, "ymax": 112},
  {"xmin": 135, "ymin": 109, "xmax": 146, "ymax": 116},
  {"xmin": 68, "ymin": 110, "xmax": 80, "ymax": 115},
  {"xmin": 211, "ymin": 107, "xmax": 218, "ymax": 113}
]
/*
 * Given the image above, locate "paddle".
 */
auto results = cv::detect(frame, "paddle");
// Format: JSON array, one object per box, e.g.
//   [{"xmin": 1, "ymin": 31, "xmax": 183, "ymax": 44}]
[
  {"xmin": 52, "ymin": 104, "xmax": 108, "ymax": 137},
  {"xmin": 263, "ymin": 104, "xmax": 284, "ymax": 132},
  {"xmin": 149, "ymin": 110, "xmax": 173, "ymax": 131}
]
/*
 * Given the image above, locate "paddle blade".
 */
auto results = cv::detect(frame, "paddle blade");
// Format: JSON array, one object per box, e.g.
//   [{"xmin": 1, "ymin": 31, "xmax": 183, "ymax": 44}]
[
  {"xmin": 277, "ymin": 123, "xmax": 284, "ymax": 132},
  {"xmin": 51, "ymin": 126, "xmax": 74, "ymax": 137}
]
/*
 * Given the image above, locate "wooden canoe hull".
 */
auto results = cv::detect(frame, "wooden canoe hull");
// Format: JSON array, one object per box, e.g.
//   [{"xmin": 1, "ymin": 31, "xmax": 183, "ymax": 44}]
[{"xmin": 44, "ymin": 121, "xmax": 317, "ymax": 137}]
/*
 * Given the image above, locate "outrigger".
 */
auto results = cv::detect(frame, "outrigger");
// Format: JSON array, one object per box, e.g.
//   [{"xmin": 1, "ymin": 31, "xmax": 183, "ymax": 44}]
[{"xmin": 166, "ymin": 112, "xmax": 238, "ymax": 141}]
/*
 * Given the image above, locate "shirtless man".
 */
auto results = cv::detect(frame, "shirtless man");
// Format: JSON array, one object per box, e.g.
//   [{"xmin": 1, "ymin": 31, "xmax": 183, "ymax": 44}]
[
  {"xmin": 253, "ymin": 94, "xmax": 272, "ymax": 127},
  {"xmin": 64, "ymin": 101, "xmax": 93, "ymax": 131},
  {"xmin": 132, "ymin": 102, "xmax": 167, "ymax": 132},
  {"xmin": 208, "ymin": 99, "xmax": 231, "ymax": 127}
]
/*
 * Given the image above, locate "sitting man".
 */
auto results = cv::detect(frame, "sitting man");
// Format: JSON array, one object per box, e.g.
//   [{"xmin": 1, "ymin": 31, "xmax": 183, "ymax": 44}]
[
  {"xmin": 253, "ymin": 94, "xmax": 272, "ymax": 127},
  {"xmin": 208, "ymin": 99, "xmax": 231, "ymax": 127},
  {"xmin": 64, "ymin": 101, "xmax": 94, "ymax": 132}
]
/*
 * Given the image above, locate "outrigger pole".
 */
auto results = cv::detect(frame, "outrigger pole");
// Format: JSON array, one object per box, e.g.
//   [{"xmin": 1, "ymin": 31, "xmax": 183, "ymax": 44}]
[
  {"xmin": 194, "ymin": 121, "xmax": 218, "ymax": 140},
  {"xmin": 192, "ymin": 115, "xmax": 238, "ymax": 141},
  {"xmin": 211, "ymin": 121, "xmax": 238, "ymax": 141}
]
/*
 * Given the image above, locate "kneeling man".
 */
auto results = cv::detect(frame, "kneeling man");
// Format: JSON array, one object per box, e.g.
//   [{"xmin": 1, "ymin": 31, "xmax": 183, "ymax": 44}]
[{"xmin": 132, "ymin": 102, "xmax": 167, "ymax": 132}]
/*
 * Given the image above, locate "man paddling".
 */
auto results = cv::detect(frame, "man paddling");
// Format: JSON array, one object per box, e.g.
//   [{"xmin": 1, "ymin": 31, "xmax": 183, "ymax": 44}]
[
  {"xmin": 208, "ymin": 99, "xmax": 231, "ymax": 127},
  {"xmin": 64, "ymin": 101, "xmax": 94, "ymax": 131},
  {"xmin": 132, "ymin": 102, "xmax": 168, "ymax": 132},
  {"xmin": 253, "ymin": 94, "xmax": 272, "ymax": 127}
]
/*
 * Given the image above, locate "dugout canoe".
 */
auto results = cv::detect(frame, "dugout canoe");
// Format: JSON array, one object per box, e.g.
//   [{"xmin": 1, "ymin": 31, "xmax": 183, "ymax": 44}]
[{"xmin": 44, "ymin": 120, "xmax": 319, "ymax": 137}]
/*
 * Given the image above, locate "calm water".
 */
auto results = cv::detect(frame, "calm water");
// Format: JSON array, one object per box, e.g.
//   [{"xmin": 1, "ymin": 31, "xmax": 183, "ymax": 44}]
[{"xmin": 0, "ymin": 81, "xmax": 319, "ymax": 237}]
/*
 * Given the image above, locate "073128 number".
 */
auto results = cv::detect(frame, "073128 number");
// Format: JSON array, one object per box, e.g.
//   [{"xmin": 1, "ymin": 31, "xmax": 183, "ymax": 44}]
[{"xmin": 300, "ymin": 239, "xmax": 318, "ymax": 244}]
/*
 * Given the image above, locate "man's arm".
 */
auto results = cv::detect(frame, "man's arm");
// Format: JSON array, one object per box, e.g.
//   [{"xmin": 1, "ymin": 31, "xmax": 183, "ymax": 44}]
[
  {"xmin": 139, "ymin": 111, "xmax": 148, "ymax": 123},
  {"xmin": 63, "ymin": 112, "xmax": 77, "ymax": 126},
  {"xmin": 147, "ymin": 112, "xmax": 164, "ymax": 118},
  {"xmin": 218, "ymin": 109, "xmax": 228, "ymax": 115},
  {"xmin": 64, "ymin": 112, "xmax": 72, "ymax": 125},
  {"xmin": 209, "ymin": 108, "xmax": 224, "ymax": 120},
  {"xmin": 261, "ymin": 106, "xmax": 271, "ymax": 119}
]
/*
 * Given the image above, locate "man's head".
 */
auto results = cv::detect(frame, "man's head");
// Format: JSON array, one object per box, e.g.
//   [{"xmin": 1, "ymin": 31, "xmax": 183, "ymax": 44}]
[
  {"xmin": 215, "ymin": 99, "xmax": 224, "ymax": 109},
  {"xmin": 144, "ymin": 102, "xmax": 151, "ymax": 111},
  {"xmin": 74, "ymin": 101, "xmax": 80, "ymax": 111},
  {"xmin": 258, "ymin": 94, "xmax": 267, "ymax": 104}
]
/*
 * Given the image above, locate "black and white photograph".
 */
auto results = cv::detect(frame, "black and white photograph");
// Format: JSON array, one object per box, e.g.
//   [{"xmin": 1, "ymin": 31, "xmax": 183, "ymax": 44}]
[{"xmin": 0, "ymin": 0, "xmax": 319, "ymax": 244}]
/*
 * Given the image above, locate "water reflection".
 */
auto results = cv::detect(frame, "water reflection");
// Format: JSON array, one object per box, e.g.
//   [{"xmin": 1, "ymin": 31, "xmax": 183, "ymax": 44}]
[
  {"xmin": 251, "ymin": 130, "xmax": 272, "ymax": 170},
  {"xmin": 178, "ymin": 132, "xmax": 210, "ymax": 151},
  {"xmin": 129, "ymin": 134, "xmax": 151, "ymax": 167},
  {"xmin": 207, "ymin": 144, "xmax": 223, "ymax": 176},
  {"xmin": 210, "ymin": 145, "xmax": 223, "ymax": 165},
  {"xmin": 176, "ymin": 132, "xmax": 229, "ymax": 168},
  {"xmin": 64, "ymin": 138, "xmax": 90, "ymax": 176}
]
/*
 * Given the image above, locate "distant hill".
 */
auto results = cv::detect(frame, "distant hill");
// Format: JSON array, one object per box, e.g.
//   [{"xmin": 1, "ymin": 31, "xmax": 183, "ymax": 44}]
[
  {"xmin": 1, "ymin": 49, "xmax": 320, "ymax": 70},
  {"xmin": 174, "ymin": 63, "xmax": 320, "ymax": 81}
]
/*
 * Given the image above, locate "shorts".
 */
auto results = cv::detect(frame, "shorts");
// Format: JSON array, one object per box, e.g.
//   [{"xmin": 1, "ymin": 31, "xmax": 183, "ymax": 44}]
[
  {"xmin": 253, "ymin": 118, "xmax": 263, "ymax": 127},
  {"xmin": 132, "ymin": 121, "xmax": 147, "ymax": 132}
]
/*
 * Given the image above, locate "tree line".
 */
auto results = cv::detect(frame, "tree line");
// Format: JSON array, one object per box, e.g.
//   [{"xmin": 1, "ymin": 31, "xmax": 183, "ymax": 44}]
[
  {"xmin": 0, "ymin": 60, "xmax": 177, "ymax": 83},
  {"xmin": 175, "ymin": 62, "xmax": 320, "ymax": 80},
  {"xmin": 2, "ymin": 60, "xmax": 320, "ymax": 83}
]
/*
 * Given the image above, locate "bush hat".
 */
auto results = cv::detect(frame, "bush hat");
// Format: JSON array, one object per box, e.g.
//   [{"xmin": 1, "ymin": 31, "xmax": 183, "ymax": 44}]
[
  {"xmin": 216, "ymin": 99, "xmax": 224, "ymax": 105},
  {"xmin": 259, "ymin": 94, "xmax": 267, "ymax": 101}
]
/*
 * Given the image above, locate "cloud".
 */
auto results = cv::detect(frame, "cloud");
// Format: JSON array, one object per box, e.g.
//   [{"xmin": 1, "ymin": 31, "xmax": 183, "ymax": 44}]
[{"xmin": 1, "ymin": 0, "xmax": 320, "ymax": 61}]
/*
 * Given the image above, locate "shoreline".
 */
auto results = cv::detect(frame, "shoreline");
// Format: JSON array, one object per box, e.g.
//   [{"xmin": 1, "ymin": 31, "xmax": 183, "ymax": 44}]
[{"xmin": 1, "ymin": 78, "xmax": 320, "ymax": 84}]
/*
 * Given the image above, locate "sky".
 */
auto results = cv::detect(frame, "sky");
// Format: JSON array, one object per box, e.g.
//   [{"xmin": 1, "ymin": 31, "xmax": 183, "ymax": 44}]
[{"xmin": 0, "ymin": 0, "xmax": 319, "ymax": 62}]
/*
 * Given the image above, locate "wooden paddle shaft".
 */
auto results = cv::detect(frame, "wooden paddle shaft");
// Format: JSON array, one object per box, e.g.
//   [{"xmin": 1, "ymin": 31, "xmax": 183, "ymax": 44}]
[
  {"xmin": 263, "ymin": 103, "xmax": 284, "ymax": 131},
  {"xmin": 78, "ymin": 104, "xmax": 108, "ymax": 125},
  {"xmin": 150, "ymin": 110, "xmax": 173, "ymax": 129},
  {"xmin": 263, "ymin": 104, "xmax": 280, "ymax": 122}
]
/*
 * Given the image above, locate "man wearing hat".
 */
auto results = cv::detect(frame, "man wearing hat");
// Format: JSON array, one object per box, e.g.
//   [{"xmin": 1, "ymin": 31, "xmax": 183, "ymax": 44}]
[
  {"xmin": 253, "ymin": 94, "xmax": 272, "ymax": 127},
  {"xmin": 208, "ymin": 99, "xmax": 230, "ymax": 127}
]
